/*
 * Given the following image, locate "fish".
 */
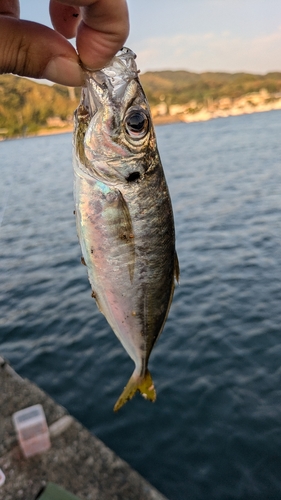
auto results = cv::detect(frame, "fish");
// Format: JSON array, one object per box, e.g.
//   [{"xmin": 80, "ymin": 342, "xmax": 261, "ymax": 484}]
[{"xmin": 73, "ymin": 47, "xmax": 179, "ymax": 411}]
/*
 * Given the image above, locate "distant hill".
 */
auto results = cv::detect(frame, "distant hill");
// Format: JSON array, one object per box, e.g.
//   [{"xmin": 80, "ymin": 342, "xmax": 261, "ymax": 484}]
[
  {"xmin": 1, "ymin": 70, "xmax": 281, "ymax": 137},
  {"xmin": 139, "ymin": 70, "xmax": 281, "ymax": 105},
  {"xmin": 0, "ymin": 75, "xmax": 79, "ymax": 137}
]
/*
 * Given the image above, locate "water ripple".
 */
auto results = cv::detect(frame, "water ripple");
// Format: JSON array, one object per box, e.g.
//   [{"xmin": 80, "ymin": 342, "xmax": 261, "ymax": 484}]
[{"xmin": 1, "ymin": 112, "xmax": 281, "ymax": 499}]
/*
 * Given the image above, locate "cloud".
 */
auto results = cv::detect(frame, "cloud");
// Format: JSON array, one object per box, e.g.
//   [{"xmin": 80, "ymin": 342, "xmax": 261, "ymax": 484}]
[{"xmin": 135, "ymin": 30, "xmax": 281, "ymax": 74}]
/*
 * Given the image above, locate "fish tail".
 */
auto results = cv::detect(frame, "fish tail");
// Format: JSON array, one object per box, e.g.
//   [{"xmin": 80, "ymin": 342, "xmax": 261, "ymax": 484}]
[{"xmin": 113, "ymin": 369, "xmax": 156, "ymax": 412}]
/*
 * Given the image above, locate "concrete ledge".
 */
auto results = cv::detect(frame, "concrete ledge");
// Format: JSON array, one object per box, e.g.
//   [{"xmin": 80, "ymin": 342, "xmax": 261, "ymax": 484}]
[{"xmin": 0, "ymin": 357, "xmax": 167, "ymax": 500}]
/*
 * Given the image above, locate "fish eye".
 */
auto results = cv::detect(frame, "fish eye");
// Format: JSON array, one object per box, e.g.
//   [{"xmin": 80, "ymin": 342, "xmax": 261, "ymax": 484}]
[{"xmin": 125, "ymin": 110, "xmax": 149, "ymax": 139}]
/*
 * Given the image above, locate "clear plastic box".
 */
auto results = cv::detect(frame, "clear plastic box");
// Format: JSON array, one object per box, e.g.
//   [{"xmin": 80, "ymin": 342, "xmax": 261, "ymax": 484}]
[
  {"xmin": 12, "ymin": 404, "xmax": 51, "ymax": 458},
  {"xmin": 0, "ymin": 468, "xmax": 6, "ymax": 487}
]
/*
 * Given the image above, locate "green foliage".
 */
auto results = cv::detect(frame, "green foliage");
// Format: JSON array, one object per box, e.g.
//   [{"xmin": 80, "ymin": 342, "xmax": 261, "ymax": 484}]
[{"xmin": 0, "ymin": 75, "xmax": 79, "ymax": 137}]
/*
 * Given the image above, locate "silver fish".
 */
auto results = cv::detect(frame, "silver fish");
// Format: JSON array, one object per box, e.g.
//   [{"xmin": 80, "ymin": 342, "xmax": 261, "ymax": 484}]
[{"xmin": 73, "ymin": 47, "xmax": 179, "ymax": 411}]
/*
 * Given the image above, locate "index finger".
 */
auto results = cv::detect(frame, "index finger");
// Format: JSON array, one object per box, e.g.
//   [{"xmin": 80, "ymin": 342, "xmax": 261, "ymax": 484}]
[{"xmin": 50, "ymin": 0, "xmax": 129, "ymax": 70}]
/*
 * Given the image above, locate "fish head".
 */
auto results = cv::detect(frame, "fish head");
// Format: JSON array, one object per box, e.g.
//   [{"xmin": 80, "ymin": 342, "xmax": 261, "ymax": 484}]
[{"xmin": 74, "ymin": 47, "xmax": 157, "ymax": 183}]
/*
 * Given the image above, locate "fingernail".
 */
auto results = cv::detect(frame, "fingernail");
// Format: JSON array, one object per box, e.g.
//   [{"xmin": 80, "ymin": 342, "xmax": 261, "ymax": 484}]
[{"xmin": 43, "ymin": 56, "xmax": 84, "ymax": 86}]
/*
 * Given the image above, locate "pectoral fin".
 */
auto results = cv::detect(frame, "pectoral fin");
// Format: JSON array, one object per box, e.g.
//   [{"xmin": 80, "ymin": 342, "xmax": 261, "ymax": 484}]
[
  {"xmin": 114, "ymin": 369, "xmax": 156, "ymax": 412},
  {"xmin": 104, "ymin": 187, "xmax": 135, "ymax": 282},
  {"xmin": 115, "ymin": 190, "xmax": 135, "ymax": 282}
]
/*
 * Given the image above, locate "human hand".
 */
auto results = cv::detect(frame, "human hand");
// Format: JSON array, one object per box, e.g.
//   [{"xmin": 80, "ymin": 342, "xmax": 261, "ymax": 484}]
[{"xmin": 0, "ymin": 0, "xmax": 129, "ymax": 86}]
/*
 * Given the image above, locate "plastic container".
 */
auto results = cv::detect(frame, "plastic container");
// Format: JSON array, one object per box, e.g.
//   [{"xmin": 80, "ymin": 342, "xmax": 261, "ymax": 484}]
[
  {"xmin": 0, "ymin": 468, "xmax": 6, "ymax": 487},
  {"xmin": 12, "ymin": 404, "xmax": 51, "ymax": 458}
]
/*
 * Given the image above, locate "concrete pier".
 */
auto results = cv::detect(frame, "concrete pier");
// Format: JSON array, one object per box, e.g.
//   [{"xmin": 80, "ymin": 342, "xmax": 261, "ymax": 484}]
[{"xmin": 0, "ymin": 356, "xmax": 168, "ymax": 500}]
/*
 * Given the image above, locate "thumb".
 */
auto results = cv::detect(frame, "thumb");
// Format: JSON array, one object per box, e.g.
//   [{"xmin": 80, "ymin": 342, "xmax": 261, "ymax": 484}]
[{"xmin": 0, "ymin": 17, "xmax": 84, "ymax": 86}]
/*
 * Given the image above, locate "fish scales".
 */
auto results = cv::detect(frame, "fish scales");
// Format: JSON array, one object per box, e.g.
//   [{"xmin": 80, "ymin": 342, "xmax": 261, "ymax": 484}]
[{"xmin": 73, "ymin": 47, "xmax": 179, "ymax": 411}]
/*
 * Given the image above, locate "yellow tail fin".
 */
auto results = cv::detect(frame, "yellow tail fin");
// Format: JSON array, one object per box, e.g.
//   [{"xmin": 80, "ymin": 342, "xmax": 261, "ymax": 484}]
[{"xmin": 114, "ymin": 369, "xmax": 156, "ymax": 412}]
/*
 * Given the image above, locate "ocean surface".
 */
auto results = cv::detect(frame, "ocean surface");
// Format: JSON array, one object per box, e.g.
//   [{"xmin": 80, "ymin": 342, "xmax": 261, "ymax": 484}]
[{"xmin": 1, "ymin": 110, "xmax": 281, "ymax": 500}]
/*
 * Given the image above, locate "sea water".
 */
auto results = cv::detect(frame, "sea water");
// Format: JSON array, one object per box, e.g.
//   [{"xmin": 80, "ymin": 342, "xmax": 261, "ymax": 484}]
[{"xmin": 1, "ymin": 110, "xmax": 281, "ymax": 500}]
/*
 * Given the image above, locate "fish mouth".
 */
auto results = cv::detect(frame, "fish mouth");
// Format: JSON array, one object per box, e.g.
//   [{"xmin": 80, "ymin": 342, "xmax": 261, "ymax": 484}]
[
  {"xmin": 82, "ymin": 47, "xmax": 139, "ymax": 114},
  {"xmin": 98, "ymin": 47, "xmax": 139, "ymax": 100}
]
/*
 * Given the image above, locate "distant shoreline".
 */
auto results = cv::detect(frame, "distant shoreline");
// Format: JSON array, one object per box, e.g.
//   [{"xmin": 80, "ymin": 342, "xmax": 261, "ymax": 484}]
[
  {"xmin": 35, "ymin": 99, "xmax": 281, "ymax": 136},
  {"xmin": 151, "ymin": 89, "xmax": 281, "ymax": 126},
  {"xmin": 2, "ymin": 102, "xmax": 281, "ymax": 141},
  {"xmin": 36, "ymin": 104, "xmax": 281, "ymax": 137}
]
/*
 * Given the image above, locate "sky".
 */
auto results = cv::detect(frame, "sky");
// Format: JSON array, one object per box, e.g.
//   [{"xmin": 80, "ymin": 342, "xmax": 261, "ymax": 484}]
[{"xmin": 21, "ymin": 0, "xmax": 281, "ymax": 75}]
